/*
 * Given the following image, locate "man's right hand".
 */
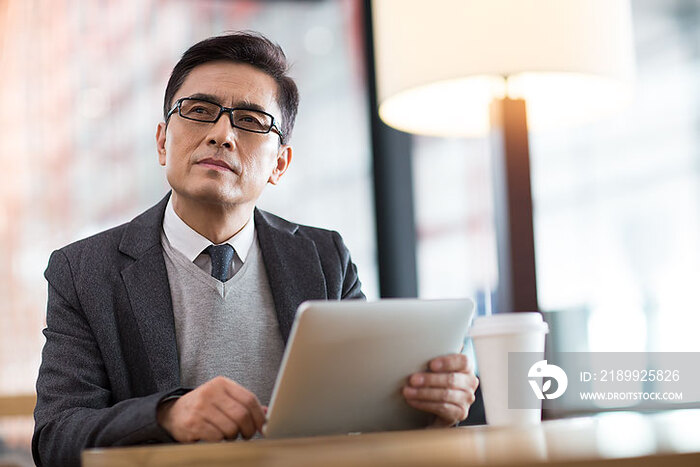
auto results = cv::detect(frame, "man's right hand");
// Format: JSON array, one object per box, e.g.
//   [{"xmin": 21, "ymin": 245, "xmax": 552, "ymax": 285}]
[{"xmin": 157, "ymin": 376, "xmax": 266, "ymax": 442}]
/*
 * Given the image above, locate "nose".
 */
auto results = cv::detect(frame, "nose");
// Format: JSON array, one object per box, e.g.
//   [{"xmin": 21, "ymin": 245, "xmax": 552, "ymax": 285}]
[{"xmin": 206, "ymin": 112, "xmax": 237, "ymax": 149}]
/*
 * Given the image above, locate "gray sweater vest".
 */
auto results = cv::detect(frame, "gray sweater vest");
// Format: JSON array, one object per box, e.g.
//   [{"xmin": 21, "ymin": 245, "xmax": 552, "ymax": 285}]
[{"xmin": 161, "ymin": 231, "xmax": 285, "ymax": 405}]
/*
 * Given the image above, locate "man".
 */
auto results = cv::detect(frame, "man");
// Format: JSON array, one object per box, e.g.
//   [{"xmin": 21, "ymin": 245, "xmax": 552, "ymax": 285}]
[{"xmin": 32, "ymin": 32, "xmax": 478, "ymax": 466}]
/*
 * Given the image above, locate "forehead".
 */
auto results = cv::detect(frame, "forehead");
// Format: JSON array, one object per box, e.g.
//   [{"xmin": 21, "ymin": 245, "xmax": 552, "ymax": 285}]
[{"xmin": 176, "ymin": 61, "xmax": 281, "ymax": 116}]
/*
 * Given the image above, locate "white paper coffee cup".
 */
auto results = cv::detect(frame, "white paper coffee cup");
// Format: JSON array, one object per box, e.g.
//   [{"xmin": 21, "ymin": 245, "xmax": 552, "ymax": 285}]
[{"xmin": 470, "ymin": 312, "xmax": 549, "ymax": 426}]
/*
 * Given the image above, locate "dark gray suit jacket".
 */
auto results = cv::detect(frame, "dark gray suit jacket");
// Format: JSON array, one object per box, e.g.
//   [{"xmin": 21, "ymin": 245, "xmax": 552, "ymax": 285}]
[{"xmin": 32, "ymin": 193, "xmax": 364, "ymax": 466}]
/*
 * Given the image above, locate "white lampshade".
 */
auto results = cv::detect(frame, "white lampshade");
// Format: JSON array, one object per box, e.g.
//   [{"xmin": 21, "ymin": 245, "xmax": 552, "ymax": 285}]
[{"xmin": 373, "ymin": 0, "xmax": 636, "ymax": 137}]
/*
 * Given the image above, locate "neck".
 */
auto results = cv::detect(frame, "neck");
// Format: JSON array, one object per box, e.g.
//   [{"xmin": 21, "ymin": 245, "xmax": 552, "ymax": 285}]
[{"xmin": 171, "ymin": 192, "xmax": 252, "ymax": 244}]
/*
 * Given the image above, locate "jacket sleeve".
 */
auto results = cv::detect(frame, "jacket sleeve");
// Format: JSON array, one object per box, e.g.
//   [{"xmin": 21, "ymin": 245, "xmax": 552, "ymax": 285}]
[
  {"xmin": 32, "ymin": 250, "xmax": 183, "ymax": 467},
  {"xmin": 331, "ymin": 231, "xmax": 366, "ymax": 300}
]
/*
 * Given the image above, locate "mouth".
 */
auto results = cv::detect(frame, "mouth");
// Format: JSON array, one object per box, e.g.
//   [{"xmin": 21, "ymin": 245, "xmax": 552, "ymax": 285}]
[{"xmin": 196, "ymin": 157, "xmax": 235, "ymax": 173}]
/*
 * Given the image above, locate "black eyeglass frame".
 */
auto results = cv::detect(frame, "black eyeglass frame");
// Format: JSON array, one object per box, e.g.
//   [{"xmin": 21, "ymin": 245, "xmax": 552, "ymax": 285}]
[{"xmin": 166, "ymin": 97, "xmax": 284, "ymax": 141}]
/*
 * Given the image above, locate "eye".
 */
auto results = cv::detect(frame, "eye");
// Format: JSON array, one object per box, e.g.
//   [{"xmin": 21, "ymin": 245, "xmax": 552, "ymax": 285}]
[
  {"xmin": 180, "ymin": 100, "xmax": 219, "ymax": 119},
  {"xmin": 237, "ymin": 114, "xmax": 262, "ymax": 124},
  {"xmin": 194, "ymin": 105, "xmax": 219, "ymax": 116}
]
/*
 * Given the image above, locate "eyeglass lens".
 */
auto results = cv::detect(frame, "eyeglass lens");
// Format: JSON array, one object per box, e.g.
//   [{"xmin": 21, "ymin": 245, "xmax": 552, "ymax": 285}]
[{"xmin": 179, "ymin": 99, "xmax": 273, "ymax": 133}]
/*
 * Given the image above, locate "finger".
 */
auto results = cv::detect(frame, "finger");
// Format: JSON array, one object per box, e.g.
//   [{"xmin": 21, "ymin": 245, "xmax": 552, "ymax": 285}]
[
  {"xmin": 167, "ymin": 395, "xmax": 225, "ymax": 443},
  {"xmin": 192, "ymin": 418, "xmax": 228, "ymax": 443},
  {"xmin": 211, "ymin": 399, "xmax": 253, "ymax": 439},
  {"xmin": 409, "ymin": 372, "xmax": 472, "ymax": 390},
  {"xmin": 403, "ymin": 386, "xmax": 469, "ymax": 406},
  {"xmin": 222, "ymin": 383, "xmax": 266, "ymax": 432},
  {"xmin": 182, "ymin": 394, "xmax": 239, "ymax": 441},
  {"xmin": 228, "ymin": 403, "xmax": 258, "ymax": 440},
  {"xmin": 405, "ymin": 399, "xmax": 467, "ymax": 424},
  {"xmin": 205, "ymin": 412, "xmax": 241, "ymax": 441},
  {"xmin": 210, "ymin": 388, "xmax": 258, "ymax": 439},
  {"xmin": 430, "ymin": 353, "xmax": 469, "ymax": 373}
]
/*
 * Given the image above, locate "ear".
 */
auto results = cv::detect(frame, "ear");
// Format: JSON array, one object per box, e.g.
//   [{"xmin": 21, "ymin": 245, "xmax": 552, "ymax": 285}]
[
  {"xmin": 268, "ymin": 145, "xmax": 292, "ymax": 185},
  {"xmin": 156, "ymin": 122, "xmax": 167, "ymax": 166}
]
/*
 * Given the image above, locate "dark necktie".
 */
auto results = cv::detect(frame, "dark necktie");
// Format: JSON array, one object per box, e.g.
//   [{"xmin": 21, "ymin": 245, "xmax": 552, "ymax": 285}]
[{"xmin": 205, "ymin": 244, "xmax": 235, "ymax": 282}]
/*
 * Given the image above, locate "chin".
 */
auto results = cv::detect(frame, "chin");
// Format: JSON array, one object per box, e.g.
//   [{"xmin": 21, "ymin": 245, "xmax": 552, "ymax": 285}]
[{"xmin": 178, "ymin": 184, "xmax": 244, "ymax": 207}]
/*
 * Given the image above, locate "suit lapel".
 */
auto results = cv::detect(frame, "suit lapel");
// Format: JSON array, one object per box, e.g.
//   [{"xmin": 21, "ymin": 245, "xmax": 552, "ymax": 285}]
[
  {"xmin": 119, "ymin": 193, "xmax": 180, "ymax": 391},
  {"xmin": 255, "ymin": 208, "xmax": 327, "ymax": 342}
]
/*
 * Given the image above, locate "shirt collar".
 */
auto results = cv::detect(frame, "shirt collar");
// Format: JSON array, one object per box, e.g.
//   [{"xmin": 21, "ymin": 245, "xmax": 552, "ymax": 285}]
[{"xmin": 162, "ymin": 196, "xmax": 255, "ymax": 263}]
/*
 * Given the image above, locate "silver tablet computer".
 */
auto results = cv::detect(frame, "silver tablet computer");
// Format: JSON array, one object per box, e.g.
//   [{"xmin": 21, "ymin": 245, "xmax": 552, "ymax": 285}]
[{"xmin": 263, "ymin": 298, "xmax": 474, "ymax": 439}]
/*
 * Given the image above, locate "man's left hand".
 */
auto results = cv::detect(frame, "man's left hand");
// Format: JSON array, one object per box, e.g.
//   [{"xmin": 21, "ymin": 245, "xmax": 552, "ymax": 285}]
[{"xmin": 402, "ymin": 353, "xmax": 479, "ymax": 427}]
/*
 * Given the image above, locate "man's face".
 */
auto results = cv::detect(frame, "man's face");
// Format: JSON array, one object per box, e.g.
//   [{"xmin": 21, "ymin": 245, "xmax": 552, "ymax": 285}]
[{"xmin": 156, "ymin": 61, "xmax": 291, "ymax": 209}]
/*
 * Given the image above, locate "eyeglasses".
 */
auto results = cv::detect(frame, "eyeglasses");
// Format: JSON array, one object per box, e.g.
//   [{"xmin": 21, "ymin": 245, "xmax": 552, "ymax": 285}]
[{"xmin": 166, "ymin": 97, "xmax": 284, "ymax": 140}]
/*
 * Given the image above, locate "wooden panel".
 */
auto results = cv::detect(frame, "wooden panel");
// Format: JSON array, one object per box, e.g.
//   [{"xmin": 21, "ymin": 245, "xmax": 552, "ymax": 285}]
[{"xmin": 0, "ymin": 394, "xmax": 36, "ymax": 417}]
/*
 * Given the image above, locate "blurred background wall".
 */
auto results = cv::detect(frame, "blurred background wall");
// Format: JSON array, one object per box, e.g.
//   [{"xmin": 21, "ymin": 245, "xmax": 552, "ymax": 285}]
[
  {"xmin": 1, "ymin": 0, "xmax": 699, "ymax": 462},
  {"xmin": 0, "ymin": 0, "xmax": 376, "ymax": 392},
  {"xmin": 0, "ymin": 1, "xmax": 376, "ymax": 461}
]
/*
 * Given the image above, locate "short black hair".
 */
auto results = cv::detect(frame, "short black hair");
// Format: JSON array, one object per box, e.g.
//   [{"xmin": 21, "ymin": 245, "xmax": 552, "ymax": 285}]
[{"xmin": 163, "ymin": 31, "xmax": 299, "ymax": 144}]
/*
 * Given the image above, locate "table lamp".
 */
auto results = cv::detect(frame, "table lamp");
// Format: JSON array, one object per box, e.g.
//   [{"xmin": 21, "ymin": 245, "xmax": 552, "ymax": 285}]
[{"xmin": 372, "ymin": 0, "xmax": 635, "ymax": 312}]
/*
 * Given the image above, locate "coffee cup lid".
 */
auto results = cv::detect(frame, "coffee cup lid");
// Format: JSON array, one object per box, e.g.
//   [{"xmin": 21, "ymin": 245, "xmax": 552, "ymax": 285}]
[{"xmin": 469, "ymin": 312, "xmax": 549, "ymax": 337}]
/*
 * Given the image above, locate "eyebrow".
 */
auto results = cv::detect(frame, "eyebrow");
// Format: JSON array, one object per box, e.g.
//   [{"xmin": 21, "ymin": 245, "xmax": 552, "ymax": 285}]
[{"xmin": 186, "ymin": 93, "xmax": 271, "ymax": 114}]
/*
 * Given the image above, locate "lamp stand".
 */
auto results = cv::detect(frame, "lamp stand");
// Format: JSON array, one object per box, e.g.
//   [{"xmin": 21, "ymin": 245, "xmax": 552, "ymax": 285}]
[{"xmin": 489, "ymin": 98, "xmax": 539, "ymax": 313}]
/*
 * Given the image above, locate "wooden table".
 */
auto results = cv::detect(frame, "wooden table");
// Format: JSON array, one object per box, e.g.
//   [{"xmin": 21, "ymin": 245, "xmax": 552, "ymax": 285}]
[{"xmin": 83, "ymin": 409, "xmax": 700, "ymax": 467}]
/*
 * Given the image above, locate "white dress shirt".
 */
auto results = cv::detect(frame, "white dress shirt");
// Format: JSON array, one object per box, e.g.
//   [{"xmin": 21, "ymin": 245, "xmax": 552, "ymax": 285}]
[{"xmin": 162, "ymin": 197, "xmax": 255, "ymax": 281}]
